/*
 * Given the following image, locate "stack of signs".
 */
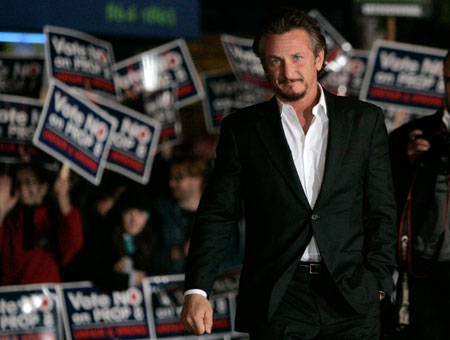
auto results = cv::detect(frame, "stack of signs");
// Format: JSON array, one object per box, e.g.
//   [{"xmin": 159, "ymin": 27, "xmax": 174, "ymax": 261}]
[
  {"xmin": 84, "ymin": 91, "xmax": 161, "ymax": 185},
  {"xmin": 0, "ymin": 55, "xmax": 44, "ymax": 98},
  {"xmin": 33, "ymin": 80, "xmax": 117, "ymax": 185},
  {"xmin": 44, "ymin": 26, "xmax": 117, "ymax": 99},
  {"xmin": 346, "ymin": 50, "xmax": 370, "ymax": 98},
  {"xmin": 308, "ymin": 10, "xmax": 353, "ymax": 95},
  {"xmin": 143, "ymin": 84, "xmax": 181, "ymax": 146},
  {"xmin": 221, "ymin": 34, "xmax": 270, "ymax": 89},
  {"xmin": 360, "ymin": 40, "xmax": 446, "ymax": 116},
  {"xmin": 114, "ymin": 39, "xmax": 204, "ymax": 109},
  {"xmin": 59, "ymin": 283, "xmax": 150, "ymax": 340},
  {"xmin": 144, "ymin": 275, "xmax": 234, "ymax": 339},
  {"xmin": 201, "ymin": 70, "xmax": 271, "ymax": 133},
  {"xmin": 0, "ymin": 284, "xmax": 62, "ymax": 340},
  {"xmin": 0, "ymin": 95, "xmax": 55, "ymax": 165}
]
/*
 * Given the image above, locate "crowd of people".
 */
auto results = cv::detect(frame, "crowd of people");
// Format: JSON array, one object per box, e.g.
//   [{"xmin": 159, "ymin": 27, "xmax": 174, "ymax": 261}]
[{"xmin": 0, "ymin": 136, "xmax": 245, "ymax": 291}]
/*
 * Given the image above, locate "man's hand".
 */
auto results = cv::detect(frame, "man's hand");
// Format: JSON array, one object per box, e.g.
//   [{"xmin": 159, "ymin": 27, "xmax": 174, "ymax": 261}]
[
  {"xmin": 0, "ymin": 175, "xmax": 19, "ymax": 225},
  {"xmin": 181, "ymin": 294, "xmax": 213, "ymax": 335},
  {"xmin": 53, "ymin": 175, "xmax": 72, "ymax": 215},
  {"xmin": 406, "ymin": 129, "xmax": 430, "ymax": 164}
]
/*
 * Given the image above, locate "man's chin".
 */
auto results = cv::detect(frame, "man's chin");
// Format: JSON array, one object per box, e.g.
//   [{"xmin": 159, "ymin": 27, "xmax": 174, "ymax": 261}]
[{"xmin": 278, "ymin": 91, "xmax": 305, "ymax": 102}]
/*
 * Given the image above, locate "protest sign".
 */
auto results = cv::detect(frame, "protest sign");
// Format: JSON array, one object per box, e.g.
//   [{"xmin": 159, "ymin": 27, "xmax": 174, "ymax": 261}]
[
  {"xmin": 114, "ymin": 39, "xmax": 204, "ymax": 108},
  {"xmin": 360, "ymin": 40, "xmax": 446, "ymax": 115},
  {"xmin": 0, "ymin": 94, "xmax": 56, "ymax": 165},
  {"xmin": 319, "ymin": 50, "xmax": 370, "ymax": 97},
  {"xmin": 0, "ymin": 284, "xmax": 62, "ymax": 340},
  {"xmin": 201, "ymin": 70, "xmax": 271, "ymax": 133},
  {"xmin": 113, "ymin": 60, "xmax": 143, "ymax": 103},
  {"xmin": 221, "ymin": 34, "xmax": 270, "ymax": 89},
  {"xmin": 59, "ymin": 283, "xmax": 150, "ymax": 340},
  {"xmin": 44, "ymin": 25, "xmax": 117, "ymax": 99},
  {"xmin": 144, "ymin": 275, "xmax": 234, "ymax": 339},
  {"xmin": 143, "ymin": 84, "xmax": 181, "ymax": 145},
  {"xmin": 211, "ymin": 268, "xmax": 241, "ymax": 297},
  {"xmin": 346, "ymin": 50, "xmax": 370, "ymax": 98},
  {"xmin": 308, "ymin": 10, "xmax": 352, "ymax": 74},
  {"xmin": 0, "ymin": 55, "xmax": 44, "ymax": 98},
  {"xmin": 85, "ymin": 91, "xmax": 161, "ymax": 185},
  {"xmin": 33, "ymin": 80, "xmax": 117, "ymax": 185}
]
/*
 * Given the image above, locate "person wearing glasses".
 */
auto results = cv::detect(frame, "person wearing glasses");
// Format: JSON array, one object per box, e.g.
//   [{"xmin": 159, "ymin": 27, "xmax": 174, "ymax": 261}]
[{"xmin": 0, "ymin": 163, "xmax": 83, "ymax": 285}]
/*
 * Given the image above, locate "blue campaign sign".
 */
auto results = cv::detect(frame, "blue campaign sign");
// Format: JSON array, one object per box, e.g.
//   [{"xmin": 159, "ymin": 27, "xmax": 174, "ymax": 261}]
[
  {"xmin": 33, "ymin": 80, "xmax": 117, "ymax": 185},
  {"xmin": 201, "ymin": 70, "xmax": 271, "ymax": 134},
  {"xmin": 360, "ymin": 40, "xmax": 446, "ymax": 115},
  {"xmin": 59, "ymin": 283, "xmax": 150, "ymax": 340},
  {"xmin": 143, "ymin": 84, "xmax": 181, "ymax": 146},
  {"xmin": 221, "ymin": 34, "xmax": 270, "ymax": 89},
  {"xmin": 0, "ymin": 94, "xmax": 56, "ymax": 165},
  {"xmin": 308, "ymin": 10, "xmax": 352, "ymax": 74},
  {"xmin": 45, "ymin": 26, "xmax": 117, "ymax": 99},
  {"xmin": 84, "ymin": 91, "xmax": 161, "ymax": 184},
  {"xmin": 114, "ymin": 39, "xmax": 204, "ymax": 108},
  {"xmin": 0, "ymin": 284, "xmax": 62, "ymax": 340},
  {"xmin": 346, "ymin": 50, "xmax": 369, "ymax": 98},
  {"xmin": 0, "ymin": 55, "xmax": 44, "ymax": 99},
  {"xmin": 113, "ymin": 59, "xmax": 143, "ymax": 103},
  {"xmin": 144, "ymin": 275, "xmax": 233, "ymax": 339}
]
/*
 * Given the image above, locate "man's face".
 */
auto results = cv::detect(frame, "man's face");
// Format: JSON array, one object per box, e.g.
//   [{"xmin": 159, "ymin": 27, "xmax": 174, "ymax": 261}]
[
  {"xmin": 122, "ymin": 208, "xmax": 148, "ymax": 236},
  {"xmin": 169, "ymin": 166, "xmax": 202, "ymax": 203},
  {"xmin": 444, "ymin": 58, "xmax": 450, "ymax": 111},
  {"xmin": 15, "ymin": 167, "xmax": 48, "ymax": 206},
  {"xmin": 263, "ymin": 29, "xmax": 324, "ymax": 103}
]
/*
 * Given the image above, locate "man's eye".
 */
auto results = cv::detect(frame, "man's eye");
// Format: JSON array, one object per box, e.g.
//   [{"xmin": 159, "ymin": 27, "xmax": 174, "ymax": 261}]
[
  {"xmin": 270, "ymin": 59, "xmax": 280, "ymax": 65},
  {"xmin": 294, "ymin": 55, "xmax": 302, "ymax": 61}
]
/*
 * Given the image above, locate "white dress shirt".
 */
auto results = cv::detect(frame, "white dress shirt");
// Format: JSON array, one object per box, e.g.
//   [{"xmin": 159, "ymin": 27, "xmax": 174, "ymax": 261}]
[
  {"xmin": 278, "ymin": 84, "xmax": 328, "ymax": 262},
  {"xmin": 185, "ymin": 84, "xmax": 328, "ymax": 298}
]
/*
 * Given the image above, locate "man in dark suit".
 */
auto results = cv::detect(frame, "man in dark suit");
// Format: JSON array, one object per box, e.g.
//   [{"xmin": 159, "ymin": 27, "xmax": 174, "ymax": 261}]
[
  {"xmin": 181, "ymin": 9, "xmax": 396, "ymax": 340},
  {"xmin": 389, "ymin": 49, "xmax": 450, "ymax": 340}
]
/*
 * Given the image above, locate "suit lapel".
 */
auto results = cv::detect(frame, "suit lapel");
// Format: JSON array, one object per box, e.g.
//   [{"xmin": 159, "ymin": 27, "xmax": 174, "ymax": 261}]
[
  {"xmin": 315, "ymin": 91, "xmax": 353, "ymax": 208},
  {"xmin": 256, "ymin": 97, "xmax": 311, "ymax": 210}
]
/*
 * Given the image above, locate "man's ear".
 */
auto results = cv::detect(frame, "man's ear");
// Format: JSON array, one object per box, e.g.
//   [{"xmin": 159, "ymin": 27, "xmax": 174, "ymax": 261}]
[{"xmin": 315, "ymin": 49, "xmax": 325, "ymax": 71}]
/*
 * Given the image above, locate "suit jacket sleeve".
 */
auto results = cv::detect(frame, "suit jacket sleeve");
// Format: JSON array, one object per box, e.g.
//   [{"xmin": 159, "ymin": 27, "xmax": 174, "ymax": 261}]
[
  {"xmin": 363, "ymin": 109, "xmax": 397, "ymax": 296},
  {"xmin": 184, "ymin": 116, "xmax": 242, "ymax": 296}
]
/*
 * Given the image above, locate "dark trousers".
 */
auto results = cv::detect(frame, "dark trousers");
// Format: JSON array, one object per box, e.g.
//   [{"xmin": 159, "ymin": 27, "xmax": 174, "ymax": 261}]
[
  {"xmin": 249, "ymin": 264, "xmax": 380, "ymax": 340},
  {"xmin": 408, "ymin": 262, "xmax": 450, "ymax": 340}
]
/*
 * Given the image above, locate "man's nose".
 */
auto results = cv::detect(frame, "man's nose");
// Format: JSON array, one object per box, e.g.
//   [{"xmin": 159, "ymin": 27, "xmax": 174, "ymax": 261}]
[{"xmin": 282, "ymin": 61, "xmax": 296, "ymax": 79}]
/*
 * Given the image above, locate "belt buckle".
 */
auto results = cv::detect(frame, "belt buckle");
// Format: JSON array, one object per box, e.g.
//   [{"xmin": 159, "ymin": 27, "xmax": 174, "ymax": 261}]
[{"xmin": 309, "ymin": 263, "xmax": 321, "ymax": 274}]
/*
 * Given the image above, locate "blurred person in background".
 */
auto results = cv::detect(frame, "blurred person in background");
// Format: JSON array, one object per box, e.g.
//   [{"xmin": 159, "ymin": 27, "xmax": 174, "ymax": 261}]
[
  {"xmin": 0, "ymin": 162, "xmax": 83, "ymax": 285},
  {"xmin": 389, "ymin": 49, "xmax": 450, "ymax": 340},
  {"xmin": 151, "ymin": 155, "xmax": 208, "ymax": 274},
  {"xmin": 87, "ymin": 188, "xmax": 159, "ymax": 291}
]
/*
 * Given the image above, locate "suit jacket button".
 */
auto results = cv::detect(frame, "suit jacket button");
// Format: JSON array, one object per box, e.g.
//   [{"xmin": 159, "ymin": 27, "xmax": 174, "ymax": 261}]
[{"xmin": 311, "ymin": 214, "xmax": 319, "ymax": 220}]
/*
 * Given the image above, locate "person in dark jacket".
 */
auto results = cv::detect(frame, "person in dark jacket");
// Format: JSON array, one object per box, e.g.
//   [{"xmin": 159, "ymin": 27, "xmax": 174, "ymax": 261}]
[
  {"xmin": 87, "ymin": 188, "xmax": 159, "ymax": 291},
  {"xmin": 389, "ymin": 49, "xmax": 450, "ymax": 340}
]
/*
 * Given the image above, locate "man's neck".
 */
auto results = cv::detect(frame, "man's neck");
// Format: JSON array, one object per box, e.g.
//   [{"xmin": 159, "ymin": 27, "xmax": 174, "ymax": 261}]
[
  {"xmin": 278, "ymin": 84, "xmax": 320, "ymax": 116},
  {"xmin": 278, "ymin": 84, "xmax": 321, "ymax": 134},
  {"xmin": 178, "ymin": 193, "xmax": 201, "ymax": 212}
]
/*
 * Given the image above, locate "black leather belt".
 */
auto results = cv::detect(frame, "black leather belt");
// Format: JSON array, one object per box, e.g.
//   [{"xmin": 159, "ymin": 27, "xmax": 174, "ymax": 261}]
[{"xmin": 298, "ymin": 262, "xmax": 322, "ymax": 274}]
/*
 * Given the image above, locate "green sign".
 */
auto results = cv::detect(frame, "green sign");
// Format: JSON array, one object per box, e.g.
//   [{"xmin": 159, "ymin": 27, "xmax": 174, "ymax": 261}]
[{"xmin": 353, "ymin": 0, "xmax": 432, "ymax": 17}]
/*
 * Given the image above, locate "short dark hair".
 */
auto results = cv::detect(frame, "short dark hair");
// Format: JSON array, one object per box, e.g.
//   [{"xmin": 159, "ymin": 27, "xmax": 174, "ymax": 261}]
[{"xmin": 252, "ymin": 8, "xmax": 327, "ymax": 69}]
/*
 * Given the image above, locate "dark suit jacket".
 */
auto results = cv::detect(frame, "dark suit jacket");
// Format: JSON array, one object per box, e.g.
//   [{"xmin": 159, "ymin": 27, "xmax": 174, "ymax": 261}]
[{"xmin": 185, "ymin": 90, "xmax": 397, "ymax": 332}]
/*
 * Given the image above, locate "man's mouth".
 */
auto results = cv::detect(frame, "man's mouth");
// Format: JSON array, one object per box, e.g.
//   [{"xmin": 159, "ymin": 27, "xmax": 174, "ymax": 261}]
[{"xmin": 279, "ymin": 78, "xmax": 303, "ymax": 85}]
